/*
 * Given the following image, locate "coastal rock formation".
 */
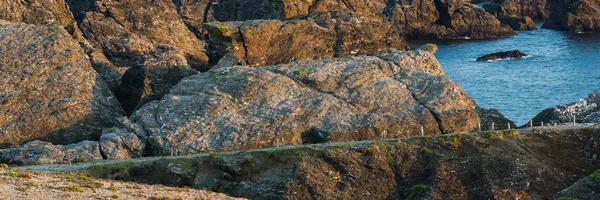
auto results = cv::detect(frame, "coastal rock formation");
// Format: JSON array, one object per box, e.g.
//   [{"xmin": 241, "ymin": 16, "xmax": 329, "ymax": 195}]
[
  {"xmin": 131, "ymin": 47, "xmax": 480, "ymax": 156},
  {"xmin": 0, "ymin": 140, "xmax": 102, "ymax": 165},
  {"xmin": 79, "ymin": 128, "xmax": 600, "ymax": 200},
  {"xmin": 483, "ymin": 0, "xmax": 551, "ymax": 20},
  {"xmin": 476, "ymin": 107, "xmax": 517, "ymax": 130},
  {"xmin": 557, "ymin": 170, "xmax": 600, "ymax": 199},
  {"xmin": 529, "ymin": 90, "xmax": 600, "ymax": 124},
  {"xmin": 542, "ymin": 0, "xmax": 600, "ymax": 32},
  {"xmin": 0, "ymin": 21, "xmax": 124, "ymax": 147},
  {"xmin": 205, "ymin": 12, "xmax": 409, "ymax": 66},
  {"xmin": 498, "ymin": 16, "xmax": 538, "ymax": 30},
  {"xmin": 0, "ymin": 0, "xmax": 74, "ymax": 26},
  {"xmin": 99, "ymin": 128, "xmax": 145, "ymax": 159},
  {"xmin": 477, "ymin": 50, "xmax": 528, "ymax": 61},
  {"xmin": 387, "ymin": 1, "xmax": 517, "ymax": 39},
  {"xmin": 79, "ymin": 0, "xmax": 209, "ymax": 71}
]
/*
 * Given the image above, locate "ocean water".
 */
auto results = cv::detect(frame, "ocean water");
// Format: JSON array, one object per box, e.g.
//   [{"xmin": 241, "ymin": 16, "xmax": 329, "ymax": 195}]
[{"xmin": 411, "ymin": 27, "xmax": 600, "ymax": 125}]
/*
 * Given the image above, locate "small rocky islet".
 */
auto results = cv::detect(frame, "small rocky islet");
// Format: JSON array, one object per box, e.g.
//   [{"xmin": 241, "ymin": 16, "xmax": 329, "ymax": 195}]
[{"xmin": 0, "ymin": 0, "xmax": 599, "ymax": 199}]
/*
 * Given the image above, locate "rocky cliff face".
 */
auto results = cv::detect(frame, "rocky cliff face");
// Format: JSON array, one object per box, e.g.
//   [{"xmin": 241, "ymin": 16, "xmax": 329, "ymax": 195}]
[
  {"xmin": 543, "ymin": 0, "xmax": 600, "ymax": 32},
  {"xmin": 72, "ymin": 127, "xmax": 600, "ymax": 200},
  {"xmin": 0, "ymin": 21, "xmax": 124, "ymax": 147},
  {"xmin": 483, "ymin": 0, "xmax": 552, "ymax": 20},
  {"xmin": 130, "ymin": 47, "xmax": 480, "ymax": 156}
]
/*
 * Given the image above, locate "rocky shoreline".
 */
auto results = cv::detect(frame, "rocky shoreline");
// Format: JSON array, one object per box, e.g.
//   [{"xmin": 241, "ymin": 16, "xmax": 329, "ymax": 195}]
[{"xmin": 1, "ymin": 0, "xmax": 600, "ymax": 199}]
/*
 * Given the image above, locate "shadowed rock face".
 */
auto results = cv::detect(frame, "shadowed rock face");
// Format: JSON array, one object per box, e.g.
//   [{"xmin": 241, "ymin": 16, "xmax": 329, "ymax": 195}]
[
  {"xmin": 0, "ymin": 21, "xmax": 124, "ymax": 147},
  {"xmin": 557, "ymin": 170, "xmax": 600, "ymax": 199},
  {"xmin": 543, "ymin": 0, "xmax": 600, "ymax": 32},
  {"xmin": 498, "ymin": 16, "xmax": 538, "ymax": 30},
  {"xmin": 130, "ymin": 47, "xmax": 480, "ymax": 156}
]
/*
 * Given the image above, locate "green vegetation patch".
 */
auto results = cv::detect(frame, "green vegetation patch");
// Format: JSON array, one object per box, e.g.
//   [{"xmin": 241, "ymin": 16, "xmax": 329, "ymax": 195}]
[
  {"xmin": 87, "ymin": 161, "xmax": 135, "ymax": 177},
  {"xmin": 62, "ymin": 186, "xmax": 85, "ymax": 193},
  {"xmin": 4, "ymin": 171, "xmax": 31, "ymax": 178},
  {"xmin": 589, "ymin": 170, "xmax": 600, "ymax": 180},
  {"xmin": 292, "ymin": 67, "xmax": 314, "ymax": 77}
]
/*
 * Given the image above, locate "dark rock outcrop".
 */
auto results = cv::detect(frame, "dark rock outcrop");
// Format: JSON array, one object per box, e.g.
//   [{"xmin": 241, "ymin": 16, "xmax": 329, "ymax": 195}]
[
  {"xmin": 476, "ymin": 107, "xmax": 517, "ymax": 130},
  {"xmin": 476, "ymin": 50, "xmax": 528, "ymax": 61},
  {"xmin": 542, "ymin": 0, "xmax": 600, "ymax": 32},
  {"xmin": 80, "ymin": 128, "xmax": 600, "ymax": 200},
  {"xmin": 130, "ymin": 46, "xmax": 480, "ymax": 156},
  {"xmin": 557, "ymin": 170, "xmax": 600, "ymax": 199},
  {"xmin": 498, "ymin": 16, "xmax": 538, "ymax": 30},
  {"xmin": 0, "ymin": 21, "xmax": 124, "ymax": 147},
  {"xmin": 0, "ymin": 140, "xmax": 102, "ymax": 165},
  {"xmin": 529, "ymin": 90, "xmax": 600, "ymax": 124}
]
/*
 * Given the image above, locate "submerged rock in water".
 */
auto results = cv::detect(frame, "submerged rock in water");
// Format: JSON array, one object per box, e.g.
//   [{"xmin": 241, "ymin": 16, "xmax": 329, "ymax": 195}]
[{"xmin": 476, "ymin": 50, "xmax": 528, "ymax": 61}]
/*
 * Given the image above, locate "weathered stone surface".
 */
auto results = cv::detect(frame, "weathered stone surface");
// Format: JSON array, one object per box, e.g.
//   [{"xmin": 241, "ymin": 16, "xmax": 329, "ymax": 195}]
[
  {"xmin": 100, "ymin": 128, "xmax": 145, "ymax": 159},
  {"xmin": 0, "ymin": 140, "xmax": 102, "ymax": 165},
  {"xmin": 82, "ymin": 128, "xmax": 600, "ymax": 200},
  {"xmin": 498, "ymin": 16, "xmax": 538, "ymax": 30},
  {"xmin": 477, "ymin": 50, "xmax": 528, "ymax": 61},
  {"xmin": 483, "ymin": 0, "xmax": 550, "ymax": 20},
  {"xmin": 543, "ymin": 0, "xmax": 600, "ymax": 32},
  {"xmin": 0, "ymin": 21, "xmax": 124, "ymax": 147},
  {"xmin": 131, "ymin": 47, "xmax": 480, "ymax": 156},
  {"xmin": 557, "ymin": 170, "xmax": 600, "ymax": 199},
  {"xmin": 529, "ymin": 90, "xmax": 600, "ymax": 125},
  {"xmin": 206, "ymin": 13, "xmax": 409, "ymax": 66},
  {"xmin": 0, "ymin": 0, "xmax": 74, "ymax": 26},
  {"xmin": 448, "ymin": 4, "xmax": 517, "ymax": 39},
  {"xmin": 79, "ymin": 0, "xmax": 209, "ymax": 70},
  {"xmin": 206, "ymin": 19, "xmax": 336, "ymax": 66},
  {"xmin": 385, "ymin": 1, "xmax": 516, "ymax": 39}
]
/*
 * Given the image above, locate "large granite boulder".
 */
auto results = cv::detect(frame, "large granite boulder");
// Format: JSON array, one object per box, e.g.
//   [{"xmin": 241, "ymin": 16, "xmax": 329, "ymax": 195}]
[
  {"xmin": 0, "ymin": 21, "xmax": 124, "ymax": 147},
  {"xmin": 99, "ymin": 128, "xmax": 145, "ymax": 159},
  {"xmin": 130, "ymin": 46, "xmax": 480, "ymax": 156},
  {"xmin": 529, "ymin": 90, "xmax": 600, "ymax": 125},
  {"xmin": 78, "ymin": 0, "xmax": 209, "ymax": 71},
  {"xmin": 0, "ymin": 140, "xmax": 102, "ymax": 165},
  {"xmin": 205, "ymin": 12, "xmax": 410, "ymax": 66},
  {"xmin": 0, "ymin": 0, "xmax": 74, "ymax": 26},
  {"xmin": 542, "ymin": 0, "xmax": 600, "ymax": 32}
]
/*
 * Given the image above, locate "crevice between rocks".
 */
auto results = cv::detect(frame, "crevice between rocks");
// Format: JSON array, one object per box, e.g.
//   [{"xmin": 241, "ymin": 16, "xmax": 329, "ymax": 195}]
[
  {"xmin": 401, "ymin": 77, "xmax": 445, "ymax": 134},
  {"xmin": 237, "ymin": 26, "xmax": 250, "ymax": 65}
]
